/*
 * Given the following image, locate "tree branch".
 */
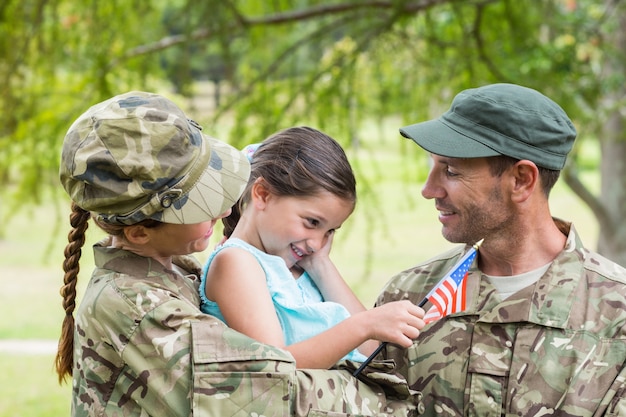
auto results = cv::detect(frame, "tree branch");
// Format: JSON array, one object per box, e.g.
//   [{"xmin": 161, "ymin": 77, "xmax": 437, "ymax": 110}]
[
  {"xmin": 562, "ymin": 163, "xmax": 614, "ymax": 240},
  {"xmin": 110, "ymin": 0, "xmax": 497, "ymax": 67},
  {"xmin": 471, "ymin": 3, "xmax": 511, "ymax": 81}
]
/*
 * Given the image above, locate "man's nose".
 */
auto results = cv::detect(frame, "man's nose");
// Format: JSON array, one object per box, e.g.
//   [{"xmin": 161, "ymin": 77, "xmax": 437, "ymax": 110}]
[{"xmin": 421, "ymin": 171, "xmax": 445, "ymax": 200}]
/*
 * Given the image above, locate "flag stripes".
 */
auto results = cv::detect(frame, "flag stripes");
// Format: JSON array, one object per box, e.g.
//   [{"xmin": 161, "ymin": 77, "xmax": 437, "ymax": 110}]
[
  {"xmin": 423, "ymin": 271, "xmax": 468, "ymax": 324},
  {"xmin": 422, "ymin": 244, "xmax": 479, "ymax": 324}
]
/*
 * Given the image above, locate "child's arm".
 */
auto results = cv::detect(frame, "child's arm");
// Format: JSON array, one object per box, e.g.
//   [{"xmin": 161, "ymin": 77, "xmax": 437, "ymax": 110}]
[
  {"xmin": 277, "ymin": 300, "xmax": 424, "ymax": 369},
  {"xmin": 296, "ymin": 231, "xmax": 383, "ymax": 354},
  {"xmin": 205, "ymin": 247, "xmax": 286, "ymax": 346},
  {"xmin": 206, "ymin": 249, "xmax": 424, "ymax": 368},
  {"xmin": 296, "ymin": 231, "xmax": 365, "ymax": 315}
]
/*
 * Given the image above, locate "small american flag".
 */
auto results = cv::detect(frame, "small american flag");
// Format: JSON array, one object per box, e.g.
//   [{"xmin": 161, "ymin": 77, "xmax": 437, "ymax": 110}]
[
  {"xmin": 422, "ymin": 240, "xmax": 481, "ymax": 324},
  {"xmin": 352, "ymin": 239, "xmax": 483, "ymax": 377}
]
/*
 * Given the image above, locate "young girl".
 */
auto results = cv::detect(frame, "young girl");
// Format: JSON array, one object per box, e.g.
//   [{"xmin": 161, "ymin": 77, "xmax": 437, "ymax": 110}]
[{"xmin": 201, "ymin": 127, "xmax": 425, "ymax": 369}]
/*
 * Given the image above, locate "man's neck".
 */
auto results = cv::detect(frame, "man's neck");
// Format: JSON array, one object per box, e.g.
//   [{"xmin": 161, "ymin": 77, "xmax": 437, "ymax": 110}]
[{"xmin": 477, "ymin": 217, "xmax": 567, "ymax": 276}]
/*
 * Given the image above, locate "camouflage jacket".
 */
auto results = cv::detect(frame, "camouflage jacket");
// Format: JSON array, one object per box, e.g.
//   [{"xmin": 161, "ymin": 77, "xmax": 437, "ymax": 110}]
[
  {"xmin": 376, "ymin": 221, "xmax": 626, "ymax": 416},
  {"xmin": 72, "ymin": 239, "xmax": 422, "ymax": 416}
]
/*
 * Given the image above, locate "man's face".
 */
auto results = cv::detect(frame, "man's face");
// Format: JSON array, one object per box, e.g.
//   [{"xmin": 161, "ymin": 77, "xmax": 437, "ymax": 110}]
[{"xmin": 421, "ymin": 154, "xmax": 514, "ymax": 244}]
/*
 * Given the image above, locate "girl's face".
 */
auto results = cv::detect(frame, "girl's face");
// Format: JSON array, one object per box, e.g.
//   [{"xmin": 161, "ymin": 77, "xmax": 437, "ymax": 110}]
[{"xmin": 254, "ymin": 189, "xmax": 354, "ymax": 269}]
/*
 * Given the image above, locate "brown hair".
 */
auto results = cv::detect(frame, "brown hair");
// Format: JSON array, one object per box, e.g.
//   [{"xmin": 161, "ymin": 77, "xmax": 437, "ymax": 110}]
[
  {"xmin": 223, "ymin": 126, "xmax": 356, "ymax": 237},
  {"xmin": 55, "ymin": 202, "xmax": 90, "ymax": 382},
  {"xmin": 55, "ymin": 203, "xmax": 162, "ymax": 383},
  {"xmin": 487, "ymin": 155, "xmax": 560, "ymax": 197}
]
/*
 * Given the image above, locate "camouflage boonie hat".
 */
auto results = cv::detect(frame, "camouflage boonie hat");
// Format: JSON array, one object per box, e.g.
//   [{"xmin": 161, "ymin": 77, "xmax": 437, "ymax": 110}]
[{"xmin": 60, "ymin": 91, "xmax": 250, "ymax": 225}]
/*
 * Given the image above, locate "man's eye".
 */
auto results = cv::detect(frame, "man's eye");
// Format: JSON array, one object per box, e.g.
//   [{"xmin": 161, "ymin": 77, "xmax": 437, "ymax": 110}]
[{"xmin": 445, "ymin": 168, "xmax": 458, "ymax": 177}]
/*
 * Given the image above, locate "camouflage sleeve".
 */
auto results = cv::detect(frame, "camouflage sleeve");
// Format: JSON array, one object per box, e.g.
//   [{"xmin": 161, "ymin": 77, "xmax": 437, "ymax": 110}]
[
  {"xmin": 108, "ymin": 297, "xmax": 421, "ymax": 416},
  {"xmin": 102, "ymin": 297, "xmax": 210, "ymax": 416},
  {"xmin": 190, "ymin": 321, "xmax": 423, "ymax": 416}
]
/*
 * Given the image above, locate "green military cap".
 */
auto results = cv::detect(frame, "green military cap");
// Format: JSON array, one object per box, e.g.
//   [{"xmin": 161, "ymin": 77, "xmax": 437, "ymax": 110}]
[
  {"xmin": 60, "ymin": 91, "xmax": 250, "ymax": 225},
  {"xmin": 400, "ymin": 83, "xmax": 577, "ymax": 170}
]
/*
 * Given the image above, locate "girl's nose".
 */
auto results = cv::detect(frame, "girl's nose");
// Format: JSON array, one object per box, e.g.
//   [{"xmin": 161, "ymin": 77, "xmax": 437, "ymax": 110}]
[{"xmin": 306, "ymin": 235, "xmax": 324, "ymax": 254}]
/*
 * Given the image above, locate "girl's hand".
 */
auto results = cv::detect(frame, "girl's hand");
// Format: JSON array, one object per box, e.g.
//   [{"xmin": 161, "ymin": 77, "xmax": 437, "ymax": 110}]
[
  {"xmin": 296, "ymin": 230, "xmax": 334, "ymax": 276},
  {"xmin": 294, "ymin": 231, "xmax": 367, "ymax": 315},
  {"xmin": 362, "ymin": 300, "xmax": 425, "ymax": 350}
]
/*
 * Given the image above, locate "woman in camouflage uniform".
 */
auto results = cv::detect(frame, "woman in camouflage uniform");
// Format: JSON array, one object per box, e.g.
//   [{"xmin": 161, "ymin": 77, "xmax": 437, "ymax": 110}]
[{"xmin": 55, "ymin": 91, "xmax": 423, "ymax": 416}]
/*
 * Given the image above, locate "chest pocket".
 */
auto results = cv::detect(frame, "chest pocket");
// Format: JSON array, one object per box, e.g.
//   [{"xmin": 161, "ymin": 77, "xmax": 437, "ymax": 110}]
[
  {"xmin": 508, "ymin": 327, "xmax": 626, "ymax": 416},
  {"xmin": 466, "ymin": 322, "xmax": 511, "ymax": 417},
  {"xmin": 466, "ymin": 324, "xmax": 626, "ymax": 416}
]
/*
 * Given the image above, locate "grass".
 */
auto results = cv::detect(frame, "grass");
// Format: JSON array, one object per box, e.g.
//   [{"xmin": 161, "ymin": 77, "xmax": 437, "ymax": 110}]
[
  {"xmin": 0, "ymin": 119, "xmax": 599, "ymax": 416},
  {"xmin": 0, "ymin": 354, "xmax": 69, "ymax": 417}
]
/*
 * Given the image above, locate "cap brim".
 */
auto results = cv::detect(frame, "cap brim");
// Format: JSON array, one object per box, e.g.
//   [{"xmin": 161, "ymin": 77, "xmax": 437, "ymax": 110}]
[
  {"xmin": 400, "ymin": 119, "xmax": 501, "ymax": 159},
  {"xmin": 159, "ymin": 136, "xmax": 250, "ymax": 224}
]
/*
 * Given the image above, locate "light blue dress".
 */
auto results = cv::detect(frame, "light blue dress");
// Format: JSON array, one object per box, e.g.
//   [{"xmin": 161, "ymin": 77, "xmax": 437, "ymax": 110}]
[{"xmin": 200, "ymin": 238, "xmax": 366, "ymax": 362}]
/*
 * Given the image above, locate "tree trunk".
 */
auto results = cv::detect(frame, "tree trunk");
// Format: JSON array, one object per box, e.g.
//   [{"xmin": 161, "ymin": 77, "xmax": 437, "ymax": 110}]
[
  {"xmin": 597, "ymin": 0, "xmax": 626, "ymax": 267},
  {"xmin": 598, "ymin": 139, "xmax": 626, "ymax": 266}
]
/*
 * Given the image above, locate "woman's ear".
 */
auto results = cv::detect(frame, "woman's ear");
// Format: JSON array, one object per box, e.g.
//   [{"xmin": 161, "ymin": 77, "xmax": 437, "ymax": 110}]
[
  {"xmin": 251, "ymin": 177, "xmax": 271, "ymax": 208},
  {"xmin": 511, "ymin": 160, "xmax": 539, "ymax": 203},
  {"xmin": 123, "ymin": 225, "xmax": 150, "ymax": 245}
]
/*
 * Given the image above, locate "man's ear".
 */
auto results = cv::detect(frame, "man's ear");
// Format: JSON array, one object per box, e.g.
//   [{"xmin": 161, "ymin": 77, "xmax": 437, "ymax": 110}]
[
  {"xmin": 511, "ymin": 160, "xmax": 539, "ymax": 203},
  {"xmin": 123, "ymin": 225, "xmax": 150, "ymax": 245},
  {"xmin": 251, "ymin": 177, "xmax": 271, "ymax": 208}
]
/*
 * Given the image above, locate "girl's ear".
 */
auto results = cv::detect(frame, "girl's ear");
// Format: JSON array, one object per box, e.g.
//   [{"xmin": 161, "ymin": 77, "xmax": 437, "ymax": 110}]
[
  {"xmin": 123, "ymin": 225, "xmax": 150, "ymax": 245},
  {"xmin": 251, "ymin": 177, "xmax": 272, "ymax": 208}
]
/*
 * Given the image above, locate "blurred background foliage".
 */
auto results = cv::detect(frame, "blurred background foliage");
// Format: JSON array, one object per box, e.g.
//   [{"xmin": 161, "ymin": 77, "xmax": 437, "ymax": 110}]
[{"xmin": 1, "ymin": 0, "xmax": 624, "ymax": 264}]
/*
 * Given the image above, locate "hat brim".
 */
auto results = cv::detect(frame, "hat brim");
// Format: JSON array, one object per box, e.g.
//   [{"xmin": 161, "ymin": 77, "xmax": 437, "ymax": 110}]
[
  {"xmin": 400, "ymin": 119, "xmax": 502, "ymax": 159},
  {"xmin": 159, "ymin": 135, "xmax": 250, "ymax": 224}
]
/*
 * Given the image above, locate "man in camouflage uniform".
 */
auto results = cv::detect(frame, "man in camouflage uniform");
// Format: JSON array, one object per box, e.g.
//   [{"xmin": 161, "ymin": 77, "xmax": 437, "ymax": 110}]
[
  {"xmin": 376, "ymin": 83, "xmax": 626, "ymax": 416},
  {"xmin": 59, "ymin": 91, "xmax": 422, "ymax": 416}
]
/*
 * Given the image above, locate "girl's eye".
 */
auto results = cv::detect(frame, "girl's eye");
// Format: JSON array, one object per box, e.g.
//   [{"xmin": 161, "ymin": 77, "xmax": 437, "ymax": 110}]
[{"xmin": 306, "ymin": 218, "xmax": 319, "ymax": 227}]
